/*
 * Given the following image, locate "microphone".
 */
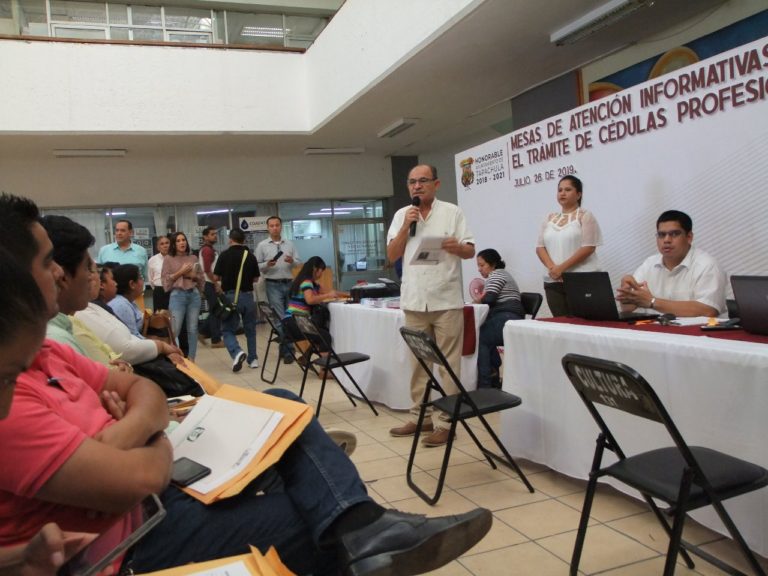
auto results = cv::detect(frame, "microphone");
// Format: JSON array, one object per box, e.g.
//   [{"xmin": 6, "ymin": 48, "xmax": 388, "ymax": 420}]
[{"xmin": 409, "ymin": 196, "xmax": 421, "ymax": 237}]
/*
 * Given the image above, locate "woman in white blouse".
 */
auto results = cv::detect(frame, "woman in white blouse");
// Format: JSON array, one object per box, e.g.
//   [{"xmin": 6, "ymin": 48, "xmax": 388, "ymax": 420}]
[{"xmin": 535, "ymin": 176, "xmax": 603, "ymax": 316}]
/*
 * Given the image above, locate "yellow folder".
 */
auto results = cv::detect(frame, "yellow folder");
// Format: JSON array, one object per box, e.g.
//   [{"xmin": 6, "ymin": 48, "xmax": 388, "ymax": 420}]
[
  {"xmin": 174, "ymin": 362, "xmax": 313, "ymax": 505},
  {"xmin": 140, "ymin": 546, "xmax": 294, "ymax": 576}
]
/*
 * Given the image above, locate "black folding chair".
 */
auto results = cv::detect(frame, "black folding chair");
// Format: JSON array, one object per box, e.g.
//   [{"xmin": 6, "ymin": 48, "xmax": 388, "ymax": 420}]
[
  {"xmin": 520, "ymin": 292, "xmax": 543, "ymax": 319},
  {"xmin": 399, "ymin": 327, "xmax": 534, "ymax": 505},
  {"xmin": 257, "ymin": 302, "xmax": 302, "ymax": 384},
  {"xmin": 562, "ymin": 353, "xmax": 768, "ymax": 576},
  {"xmin": 292, "ymin": 314, "xmax": 378, "ymax": 417}
]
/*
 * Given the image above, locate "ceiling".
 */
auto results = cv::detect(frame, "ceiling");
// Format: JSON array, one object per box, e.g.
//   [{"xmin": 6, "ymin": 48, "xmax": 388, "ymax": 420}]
[{"xmin": 0, "ymin": 0, "xmax": 729, "ymax": 159}]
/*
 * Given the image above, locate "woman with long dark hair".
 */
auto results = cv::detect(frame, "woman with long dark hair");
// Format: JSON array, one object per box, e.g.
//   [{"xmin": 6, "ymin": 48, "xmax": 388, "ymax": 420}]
[
  {"xmin": 282, "ymin": 256, "xmax": 341, "ymax": 373},
  {"xmin": 162, "ymin": 231, "xmax": 204, "ymax": 360},
  {"xmin": 472, "ymin": 249, "xmax": 524, "ymax": 388}
]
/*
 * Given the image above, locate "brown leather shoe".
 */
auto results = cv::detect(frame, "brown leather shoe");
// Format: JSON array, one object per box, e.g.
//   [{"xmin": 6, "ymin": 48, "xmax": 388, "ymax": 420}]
[
  {"xmin": 211, "ymin": 341, "xmax": 225, "ymax": 349},
  {"xmin": 389, "ymin": 421, "xmax": 433, "ymax": 437},
  {"xmin": 422, "ymin": 427, "xmax": 451, "ymax": 447}
]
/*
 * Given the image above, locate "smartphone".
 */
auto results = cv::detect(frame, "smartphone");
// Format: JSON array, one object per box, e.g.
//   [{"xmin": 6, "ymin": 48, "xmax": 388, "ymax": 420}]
[
  {"xmin": 270, "ymin": 250, "xmax": 284, "ymax": 263},
  {"xmin": 171, "ymin": 457, "xmax": 211, "ymax": 487},
  {"xmin": 58, "ymin": 494, "xmax": 165, "ymax": 576}
]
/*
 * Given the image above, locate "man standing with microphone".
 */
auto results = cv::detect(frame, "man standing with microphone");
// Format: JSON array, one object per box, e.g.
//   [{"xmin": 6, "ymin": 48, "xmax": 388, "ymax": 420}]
[{"xmin": 387, "ymin": 164, "xmax": 475, "ymax": 447}]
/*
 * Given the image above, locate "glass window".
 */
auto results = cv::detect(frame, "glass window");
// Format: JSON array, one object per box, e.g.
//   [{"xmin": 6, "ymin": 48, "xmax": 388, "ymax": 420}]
[
  {"xmin": 109, "ymin": 25, "xmax": 128, "ymax": 39},
  {"xmin": 284, "ymin": 15, "xmax": 326, "ymax": 48},
  {"xmin": 332, "ymin": 200, "xmax": 383, "ymax": 220},
  {"xmin": 131, "ymin": 27, "xmax": 162, "ymax": 41},
  {"xmin": 53, "ymin": 25, "xmax": 106, "ymax": 39},
  {"xmin": 18, "ymin": 0, "xmax": 46, "ymax": 37},
  {"xmin": 108, "ymin": 3, "xmax": 128, "ymax": 25},
  {"xmin": 226, "ymin": 12, "xmax": 283, "ymax": 46},
  {"xmin": 168, "ymin": 31, "xmax": 210, "ymax": 44},
  {"xmin": 0, "ymin": 0, "xmax": 11, "ymax": 19},
  {"xmin": 50, "ymin": 0, "xmax": 106, "ymax": 24},
  {"xmin": 164, "ymin": 6, "xmax": 210, "ymax": 31},
  {"xmin": 130, "ymin": 5, "xmax": 160, "ymax": 27}
]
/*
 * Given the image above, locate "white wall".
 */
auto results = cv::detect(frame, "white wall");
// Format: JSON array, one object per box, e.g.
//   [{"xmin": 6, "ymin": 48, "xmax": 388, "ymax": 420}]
[
  {"xmin": 1, "ymin": 154, "xmax": 392, "ymax": 208},
  {"xmin": 0, "ymin": 0, "xmax": 480, "ymax": 134}
]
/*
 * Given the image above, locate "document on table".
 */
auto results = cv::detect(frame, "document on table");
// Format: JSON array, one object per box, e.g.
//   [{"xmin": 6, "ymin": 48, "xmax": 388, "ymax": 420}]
[
  {"xmin": 409, "ymin": 236, "xmax": 445, "ymax": 265},
  {"xmin": 168, "ymin": 395, "xmax": 283, "ymax": 494}
]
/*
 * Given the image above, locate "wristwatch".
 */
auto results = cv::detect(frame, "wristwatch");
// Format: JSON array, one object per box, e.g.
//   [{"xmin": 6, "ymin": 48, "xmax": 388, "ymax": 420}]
[{"xmin": 649, "ymin": 297, "xmax": 656, "ymax": 309}]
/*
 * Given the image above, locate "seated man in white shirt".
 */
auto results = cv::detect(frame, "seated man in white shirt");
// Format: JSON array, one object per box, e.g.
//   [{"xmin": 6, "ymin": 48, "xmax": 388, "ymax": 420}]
[{"xmin": 616, "ymin": 210, "xmax": 726, "ymax": 317}]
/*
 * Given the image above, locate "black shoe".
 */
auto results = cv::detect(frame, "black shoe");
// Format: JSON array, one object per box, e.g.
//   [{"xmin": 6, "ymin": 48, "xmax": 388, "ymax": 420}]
[
  {"xmin": 339, "ymin": 508, "xmax": 492, "ymax": 576},
  {"xmin": 283, "ymin": 355, "xmax": 295, "ymax": 365}
]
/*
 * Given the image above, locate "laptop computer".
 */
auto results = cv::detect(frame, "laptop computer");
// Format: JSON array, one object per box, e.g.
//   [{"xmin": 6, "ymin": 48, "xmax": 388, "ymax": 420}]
[
  {"xmin": 730, "ymin": 275, "xmax": 768, "ymax": 335},
  {"xmin": 562, "ymin": 271, "xmax": 659, "ymax": 322}
]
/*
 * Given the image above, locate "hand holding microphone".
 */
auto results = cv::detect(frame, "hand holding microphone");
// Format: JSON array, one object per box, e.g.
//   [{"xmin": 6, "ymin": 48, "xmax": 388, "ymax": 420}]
[{"xmin": 409, "ymin": 196, "xmax": 421, "ymax": 237}]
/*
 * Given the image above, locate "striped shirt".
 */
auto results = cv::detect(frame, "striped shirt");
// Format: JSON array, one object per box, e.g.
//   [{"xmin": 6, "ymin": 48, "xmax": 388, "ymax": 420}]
[
  {"xmin": 482, "ymin": 269, "xmax": 524, "ymax": 317},
  {"xmin": 286, "ymin": 280, "xmax": 316, "ymax": 317}
]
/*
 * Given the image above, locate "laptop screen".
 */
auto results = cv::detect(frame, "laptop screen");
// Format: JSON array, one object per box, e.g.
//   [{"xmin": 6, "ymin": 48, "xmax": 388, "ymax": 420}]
[{"xmin": 731, "ymin": 275, "xmax": 768, "ymax": 335}]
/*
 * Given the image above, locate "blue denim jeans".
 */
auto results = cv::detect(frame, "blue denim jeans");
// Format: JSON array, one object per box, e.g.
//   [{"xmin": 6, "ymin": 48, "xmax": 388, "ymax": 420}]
[
  {"xmin": 202, "ymin": 281, "xmax": 222, "ymax": 343},
  {"xmin": 222, "ymin": 290, "xmax": 257, "ymax": 363},
  {"xmin": 265, "ymin": 279, "xmax": 294, "ymax": 358},
  {"xmin": 169, "ymin": 288, "xmax": 201, "ymax": 360},
  {"xmin": 129, "ymin": 388, "xmax": 371, "ymax": 575},
  {"xmin": 477, "ymin": 310, "xmax": 522, "ymax": 388}
]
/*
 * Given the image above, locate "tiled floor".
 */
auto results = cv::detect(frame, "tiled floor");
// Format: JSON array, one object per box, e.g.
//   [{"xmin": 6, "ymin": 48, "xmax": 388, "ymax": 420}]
[{"xmin": 193, "ymin": 324, "xmax": 768, "ymax": 575}]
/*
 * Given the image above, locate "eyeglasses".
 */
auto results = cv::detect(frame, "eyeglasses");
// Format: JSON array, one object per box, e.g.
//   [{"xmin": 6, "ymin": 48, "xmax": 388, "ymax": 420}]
[
  {"xmin": 407, "ymin": 177, "xmax": 436, "ymax": 186},
  {"xmin": 656, "ymin": 230, "xmax": 685, "ymax": 240}
]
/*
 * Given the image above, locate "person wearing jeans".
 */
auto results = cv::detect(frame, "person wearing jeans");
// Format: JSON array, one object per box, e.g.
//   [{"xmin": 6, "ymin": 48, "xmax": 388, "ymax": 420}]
[
  {"xmin": 214, "ymin": 228, "xmax": 260, "ymax": 372},
  {"xmin": 472, "ymin": 249, "xmax": 524, "ymax": 388},
  {"xmin": 256, "ymin": 216, "xmax": 299, "ymax": 363},
  {"xmin": 199, "ymin": 226, "xmax": 224, "ymax": 347},
  {"xmin": 168, "ymin": 287, "xmax": 201, "ymax": 360},
  {"xmin": 162, "ymin": 231, "xmax": 204, "ymax": 360}
]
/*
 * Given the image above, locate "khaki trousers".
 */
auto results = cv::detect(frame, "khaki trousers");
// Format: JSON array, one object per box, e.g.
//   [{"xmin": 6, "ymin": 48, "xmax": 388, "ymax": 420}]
[{"xmin": 403, "ymin": 308, "xmax": 464, "ymax": 429}]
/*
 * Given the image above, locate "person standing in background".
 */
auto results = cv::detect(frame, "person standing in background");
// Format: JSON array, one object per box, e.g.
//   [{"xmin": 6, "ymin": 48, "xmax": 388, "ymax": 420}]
[
  {"xmin": 162, "ymin": 231, "xmax": 204, "ymax": 360},
  {"xmin": 386, "ymin": 164, "xmax": 475, "ymax": 448},
  {"xmin": 215, "ymin": 228, "xmax": 260, "ymax": 372},
  {"xmin": 535, "ymin": 175, "xmax": 602, "ymax": 317},
  {"xmin": 147, "ymin": 235, "xmax": 171, "ymax": 311},
  {"xmin": 199, "ymin": 227, "xmax": 224, "ymax": 349},
  {"xmin": 256, "ymin": 216, "xmax": 299, "ymax": 364},
  {"xmin": 96, "ymin": 219, "xmax": 148, "ymax": 280}
]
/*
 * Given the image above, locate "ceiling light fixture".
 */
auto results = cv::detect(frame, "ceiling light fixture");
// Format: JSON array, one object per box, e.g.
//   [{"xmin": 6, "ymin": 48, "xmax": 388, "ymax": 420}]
[
  {"xmin": 377, "ymin": 117, "xmax": 419, "ymax": 138},
  {"xmin": 550, "ymin": 0, "xmax": 654, "ymax": 46},
  {"xmin": 304, "ymin": 147, "xmax": 365, "ymax": 155},
  {"xmin": 54, "ymin": 149, "xmax": 127, "ymax": 158},
  {"xmin": 196, "ymin": 209, "xmax": 231, "ymax": 215}
]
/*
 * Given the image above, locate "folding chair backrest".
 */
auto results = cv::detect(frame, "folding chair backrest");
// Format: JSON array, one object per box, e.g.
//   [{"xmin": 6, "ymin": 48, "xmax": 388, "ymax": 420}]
[
  {"xmin": 399, "ymin": 327, "xmax": 466, "ymax": 393},
  {"xmin": 562, "ymin": 353, "xmax": 664, "ymax": 422},
  {"xmin": 520, "ymin": 292, "xmax": 543, "ymax": 319},
  {"xmin": 562, "ymin": 353, "xmax": 696, "ymax": 464},
  {"xmin": 258, "ymin": 302, "xmax": 281, "ymax": 332},
  {"xmin": 293, "ymin": 314, "xmax": 329, "ymax": 349},
  {"xmin": 399, "ymin": 327, "xmax": 443, "ymax": 365}
]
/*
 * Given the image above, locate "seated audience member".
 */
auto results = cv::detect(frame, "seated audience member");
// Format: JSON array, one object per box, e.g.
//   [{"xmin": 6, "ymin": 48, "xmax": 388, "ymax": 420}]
[
  {"xmin": 0, "ymin": 218, "xmax": 93, "ymax": 576},
  {"xmin": 0, "ymin": 193, "xmax": 493, "ymax": 576},
  {"xmin": 76, "ymin": 265, "xmax": 183, "ymax": 366},
  {"xmin": 40, "ymin": 216, "xmax": 132, "ymax": 372},
  {"xmin": 471, "ymin": 249, "xmax": 524, "ymax": 388},
  {"xmin": 283, "ymin": 256, "xmax": 338, "ymax": 343},
  {"xmin": 616, "ymin": 210, "xmax": 726, "ymax": 317},
  {"xmin": 109, "ymin": 264, "xmax": 145, "ymax": 336}
]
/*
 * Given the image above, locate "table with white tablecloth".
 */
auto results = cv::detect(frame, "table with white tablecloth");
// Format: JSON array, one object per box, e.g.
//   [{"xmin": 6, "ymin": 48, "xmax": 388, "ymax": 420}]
[
  {"xmin": 328, "ymin": 302, "xmax": 488, "ymax": 410},
  {"xmin": 500, "ymin": 319, "xmax": 768, "ymax": 555}
]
